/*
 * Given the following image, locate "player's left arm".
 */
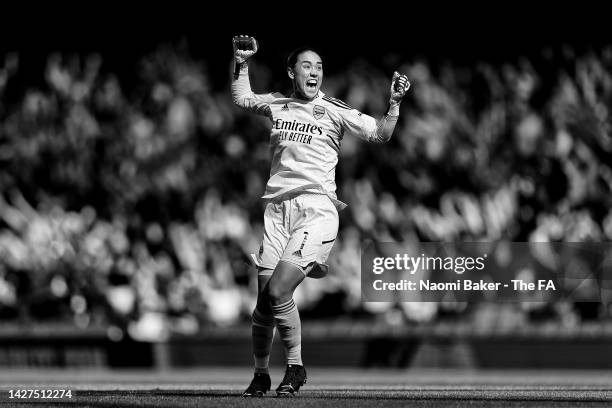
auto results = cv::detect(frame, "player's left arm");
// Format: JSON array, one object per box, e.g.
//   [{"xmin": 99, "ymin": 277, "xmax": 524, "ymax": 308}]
[{"xmin": 343, "ymin": 71, "xmax": 410, "ymax": 143}]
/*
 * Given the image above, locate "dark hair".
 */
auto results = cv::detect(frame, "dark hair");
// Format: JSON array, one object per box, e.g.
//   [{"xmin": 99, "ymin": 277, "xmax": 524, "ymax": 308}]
[{"xmin": 286, "ymin": 46, "xmax": 321, "ymax": 69}]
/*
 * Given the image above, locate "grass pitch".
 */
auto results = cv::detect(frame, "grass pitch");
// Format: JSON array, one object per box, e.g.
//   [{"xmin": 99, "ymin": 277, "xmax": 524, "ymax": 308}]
[{"xmin": 1, "ymin": 368, "xmax": 612, "ymax": 407}]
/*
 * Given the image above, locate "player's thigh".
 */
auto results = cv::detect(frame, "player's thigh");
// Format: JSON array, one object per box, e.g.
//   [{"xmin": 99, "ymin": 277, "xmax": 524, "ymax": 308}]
[
  {"xmin": 257, "ymin": 270, "xmax": 273, "ymax": 295},
  {"xmin": 255, "ymin": 269, "xmax": 274, "ymax": 312}
]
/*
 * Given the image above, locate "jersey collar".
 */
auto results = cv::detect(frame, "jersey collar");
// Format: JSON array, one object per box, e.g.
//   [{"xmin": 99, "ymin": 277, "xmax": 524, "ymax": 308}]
[{"xmin": 290, "ymin": 91, "xmax": 325, "ymax": 103}]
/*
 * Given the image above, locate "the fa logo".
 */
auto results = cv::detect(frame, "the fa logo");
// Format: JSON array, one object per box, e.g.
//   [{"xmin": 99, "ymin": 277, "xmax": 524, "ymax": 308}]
[
  {"xmin": 313, "ymin": 105, "xmax": 325, "ymax": 120},
  {"xmin": 538, "ymin": 280, "xmax": 556, "ymax": 290}
]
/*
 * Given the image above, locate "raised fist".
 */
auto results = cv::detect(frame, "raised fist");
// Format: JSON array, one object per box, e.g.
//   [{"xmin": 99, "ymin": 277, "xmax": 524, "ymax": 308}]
[
  {"xmin": 232, "ymin": 35, "xmax": 259, "ymax": 64},
  {"xmin": 390, "ymin": 71, "xmax": 410, "ymax": 104}
]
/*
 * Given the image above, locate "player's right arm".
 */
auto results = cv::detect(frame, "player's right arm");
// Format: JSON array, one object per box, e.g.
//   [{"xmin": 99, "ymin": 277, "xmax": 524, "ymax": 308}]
[{"xmin": 231, "ymin": 35, "xmax": 274, "ymax": 118}]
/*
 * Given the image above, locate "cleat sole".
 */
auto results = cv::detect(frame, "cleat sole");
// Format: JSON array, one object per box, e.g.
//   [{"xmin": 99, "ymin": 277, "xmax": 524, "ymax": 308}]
[{"xmin": 243, "ymin": 390, "xmax": 267, "ymax": 398}]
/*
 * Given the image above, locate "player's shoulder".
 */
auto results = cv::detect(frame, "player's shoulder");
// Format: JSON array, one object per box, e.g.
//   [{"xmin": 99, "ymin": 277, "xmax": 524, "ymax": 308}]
[
  {"xmin": 254, "ymin": 92, "xmax": 289, "ymax": 105},
  {"xmin": 267, "ymin": 92, "xmax": 289, "ymax": 103},
  {"xmin": 319, "ymin": 93, "xmax": 359, "ymax": 114}
]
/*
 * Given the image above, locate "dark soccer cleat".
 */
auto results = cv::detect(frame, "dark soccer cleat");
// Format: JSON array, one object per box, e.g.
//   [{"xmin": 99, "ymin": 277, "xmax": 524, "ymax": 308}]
[
  {"xmin": 242, "ymin": 372, "xmax": 271, "ymax": 397},
  {"xmin": 276, "ymin": 364, "xmax": 307, "ymax": 396}
]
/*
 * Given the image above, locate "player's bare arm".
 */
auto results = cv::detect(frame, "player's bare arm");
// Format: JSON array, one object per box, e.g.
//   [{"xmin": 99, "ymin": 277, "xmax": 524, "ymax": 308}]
[{"xmin": 370, "ymin": 71, "xmax": 411, "ymax": 143}]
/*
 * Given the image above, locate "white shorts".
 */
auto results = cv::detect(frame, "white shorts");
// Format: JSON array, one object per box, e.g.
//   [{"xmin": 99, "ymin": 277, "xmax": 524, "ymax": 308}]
[{"xmin": 253, "ymin": 193, "xmax": 339, "ymax": 276}]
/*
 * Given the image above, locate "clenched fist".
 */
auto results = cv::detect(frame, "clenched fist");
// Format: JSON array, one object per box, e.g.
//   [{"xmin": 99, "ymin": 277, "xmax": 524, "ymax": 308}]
[{"xmin": 233, "ymin": 35, "xmax": 259, "ymax": 64}]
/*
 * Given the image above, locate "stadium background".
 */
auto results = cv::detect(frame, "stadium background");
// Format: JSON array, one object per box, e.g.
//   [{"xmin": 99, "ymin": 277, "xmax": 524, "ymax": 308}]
[{"xmin": 2, "ymin": 7, "xmax": 612, "ymax": 373}]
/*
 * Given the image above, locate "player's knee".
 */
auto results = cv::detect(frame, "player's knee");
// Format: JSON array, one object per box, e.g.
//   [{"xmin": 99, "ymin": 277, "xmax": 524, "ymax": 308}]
[{"xmin": 267, "ymin": 282, "xmax": 292, "ymax": 306}]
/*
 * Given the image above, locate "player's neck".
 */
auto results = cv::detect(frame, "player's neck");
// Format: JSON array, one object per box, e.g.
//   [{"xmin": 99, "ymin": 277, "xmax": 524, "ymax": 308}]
[{"xmin": 291, "ymin": 91, "xmax": 319, "ymax": 102}]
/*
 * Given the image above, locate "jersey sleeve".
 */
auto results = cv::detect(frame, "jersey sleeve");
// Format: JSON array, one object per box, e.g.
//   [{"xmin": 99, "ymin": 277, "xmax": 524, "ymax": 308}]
[
  {"xmin": 329, "ymin": 96, "xmax": 398, "ymax": 144},
  {"xmin": 231, "ymin": 68, "xmax": 276, "ymax": 119},
  {"xmin": 338, "ymin": 108, "xmax": 381, "ymax": 142}
]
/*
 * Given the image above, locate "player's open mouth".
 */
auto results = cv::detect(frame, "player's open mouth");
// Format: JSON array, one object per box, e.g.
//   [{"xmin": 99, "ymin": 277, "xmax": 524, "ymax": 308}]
[{"xmin": 306, "ymin": 80, "xmax": 318, "ymax": 90}]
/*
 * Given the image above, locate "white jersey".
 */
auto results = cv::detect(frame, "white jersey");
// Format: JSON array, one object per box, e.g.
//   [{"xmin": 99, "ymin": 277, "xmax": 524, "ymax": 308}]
[{"xmin": 232, "ymin": 72, "xmax": 387, "ymax": 210}]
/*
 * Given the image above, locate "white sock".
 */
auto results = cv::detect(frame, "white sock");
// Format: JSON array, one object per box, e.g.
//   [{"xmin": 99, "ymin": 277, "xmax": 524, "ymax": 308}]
[
  {"xmin": 271, "ymin": 299, "xmax": 302, "ymax": 366},
  {"xmin": 252, "ymin": 307, "xmax": 275, "ymax": 374}
]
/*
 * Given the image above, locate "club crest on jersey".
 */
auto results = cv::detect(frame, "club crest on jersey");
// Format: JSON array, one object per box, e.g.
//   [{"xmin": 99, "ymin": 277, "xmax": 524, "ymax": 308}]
[{"xmin": 313, "ymin": 105, "xmax": 326, "ymax": 120}]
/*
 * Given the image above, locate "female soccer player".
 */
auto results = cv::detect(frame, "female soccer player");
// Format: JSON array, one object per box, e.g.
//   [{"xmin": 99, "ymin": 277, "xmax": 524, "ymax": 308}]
[{"xmin": 231, "ymin": 35, "xmax": 410, "ymax": 397}]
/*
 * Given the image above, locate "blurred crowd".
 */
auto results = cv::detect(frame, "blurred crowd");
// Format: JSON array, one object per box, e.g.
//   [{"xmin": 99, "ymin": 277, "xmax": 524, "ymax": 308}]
[{"xmin": 1, "ymin": 44, "xmax": 612, "ymax": 340}]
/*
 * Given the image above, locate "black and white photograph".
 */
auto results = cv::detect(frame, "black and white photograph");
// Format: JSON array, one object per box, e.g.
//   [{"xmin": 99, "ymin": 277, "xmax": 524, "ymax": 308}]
[{"xmin": 1, "ymin": 5, "xmax": 612, "ymax": 407}]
